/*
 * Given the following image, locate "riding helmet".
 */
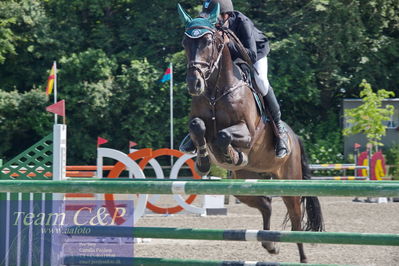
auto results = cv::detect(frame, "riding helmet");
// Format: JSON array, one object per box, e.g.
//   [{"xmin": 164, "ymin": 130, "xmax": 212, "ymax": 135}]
[{"xmin": 201, "ymin": 0, "xmax": 233, "ymax": 14}]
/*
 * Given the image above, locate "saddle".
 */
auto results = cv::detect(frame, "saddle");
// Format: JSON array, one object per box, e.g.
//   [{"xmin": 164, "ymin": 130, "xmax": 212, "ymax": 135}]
[{"xmin": 220, "ymin": 27, "xmax": 268, "ymax": 123}]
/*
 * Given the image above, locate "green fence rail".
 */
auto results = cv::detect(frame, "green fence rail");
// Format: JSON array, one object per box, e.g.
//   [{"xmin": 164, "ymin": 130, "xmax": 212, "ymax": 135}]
[
  {"xmin": 76, "ymin": 178, "xmax": 395, "ymax": 184},
  {"xmin": 0, "ymin": 179, "xmax": 398, "ymax": 197},
  {"xmin": 64, "ymin": 226, "xmax": 399, "ymax": 246},
  {"xmin": 62, "ymin": 256, "xmax": 346, "ymax": 266}
]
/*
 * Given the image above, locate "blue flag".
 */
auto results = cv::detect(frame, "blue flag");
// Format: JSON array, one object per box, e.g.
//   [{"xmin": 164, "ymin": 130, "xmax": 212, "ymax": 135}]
[{"xmin": 161, "ymin": 67, "xmax": 171, "ymax": 83}]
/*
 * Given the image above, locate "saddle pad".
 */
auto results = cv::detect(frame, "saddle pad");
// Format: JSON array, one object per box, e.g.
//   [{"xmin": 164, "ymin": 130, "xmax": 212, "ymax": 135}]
[{"xmin": 253, "ymin": 92, "xmax": 269, "ymax": 123}]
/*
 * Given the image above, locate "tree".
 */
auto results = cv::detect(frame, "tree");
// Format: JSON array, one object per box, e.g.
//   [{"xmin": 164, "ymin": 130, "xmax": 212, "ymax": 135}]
[
  {"xmin": 0, "ymin": 89, "xmax": 51, "ymax": 159},
  {"xmin": 0, "ymin": 0, "xmax": 54, "ymax": 92},
  {"xmin": 343, "ymin": 80, "xmax": 395, "ymax": 150},
  {"xmin": 1, "ymin": 0, "xmax": 398, "ymax": 164}
]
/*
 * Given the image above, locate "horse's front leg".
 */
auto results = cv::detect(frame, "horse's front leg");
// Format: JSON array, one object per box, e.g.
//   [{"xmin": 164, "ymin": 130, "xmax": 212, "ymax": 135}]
[
  {"xmin": 234, "ymin": 170, "xmax": 279, "ymax": 255},
  {"xmin": 189, "ymin": 117, "xmax": 211, "ymax": 176},
  {"xmin": 214, "ymin": 122, "xmax": 251, "ymax": 166}
]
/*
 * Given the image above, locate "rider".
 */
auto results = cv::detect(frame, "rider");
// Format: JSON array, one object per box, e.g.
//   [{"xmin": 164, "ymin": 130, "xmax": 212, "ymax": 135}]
[{"xmin": 180, "ymin": 0, "xmax": 289, "ymax": 158}]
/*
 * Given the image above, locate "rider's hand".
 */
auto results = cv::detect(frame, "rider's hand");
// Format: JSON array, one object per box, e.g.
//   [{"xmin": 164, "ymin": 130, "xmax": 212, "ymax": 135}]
[{"xmin": 223, "ymin": 33, "xmax": 229, "ymax": 43}]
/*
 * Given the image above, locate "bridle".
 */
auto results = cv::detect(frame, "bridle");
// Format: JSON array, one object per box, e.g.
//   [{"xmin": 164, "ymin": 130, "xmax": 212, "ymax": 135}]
[
  {"xmin": 185, "ymin": 26, "xmax": 246, "ymax": 138},
  {"xmin": 186, "ymin": 26, "xmax": 225, "ymax": 88}
]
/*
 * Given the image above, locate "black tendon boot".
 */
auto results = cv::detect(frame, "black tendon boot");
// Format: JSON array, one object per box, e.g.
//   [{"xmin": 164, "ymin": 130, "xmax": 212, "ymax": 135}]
[
  {"xmin": 263, "ymin": 88, "xmax": 289, "ymax": 158},
  {"xmin": 179, "ymin": 133, "xmax": 197, "ymax": 154}
]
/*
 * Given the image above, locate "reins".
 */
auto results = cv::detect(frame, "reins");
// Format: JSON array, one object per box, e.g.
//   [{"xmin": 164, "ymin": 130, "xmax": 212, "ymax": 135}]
[
  {"xmin": 217, "ymin": 26, "xmax": 257, "ymax": 75},
  {"xmin": 203, "ymin": 80, "xmax": 244, "ymax": 138}
]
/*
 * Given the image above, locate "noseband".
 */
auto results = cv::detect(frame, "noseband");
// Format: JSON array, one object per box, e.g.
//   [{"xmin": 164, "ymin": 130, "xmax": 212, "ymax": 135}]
[{"xmin": 186, "ymin": 26, "xmax": 225, "ymax": 86}]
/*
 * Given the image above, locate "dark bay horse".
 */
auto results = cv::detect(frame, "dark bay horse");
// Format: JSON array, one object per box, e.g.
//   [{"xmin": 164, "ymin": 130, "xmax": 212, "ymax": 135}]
[{"xmin": 178, "ymin": 4, "xmax": 323, "ymax": 263}]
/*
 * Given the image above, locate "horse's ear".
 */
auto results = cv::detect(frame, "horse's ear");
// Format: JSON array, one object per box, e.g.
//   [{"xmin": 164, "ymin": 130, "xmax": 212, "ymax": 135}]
[
  {"xmin": 177, "ymin": 3, "xmax": 192, "ymax": 25},
  {"xmin": 208, "ymin": 3, "xmax": 220, "ymax": 25}
]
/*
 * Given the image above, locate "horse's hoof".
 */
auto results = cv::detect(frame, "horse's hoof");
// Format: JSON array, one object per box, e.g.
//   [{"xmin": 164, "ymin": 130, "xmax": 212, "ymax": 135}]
[
  {"xmin": 236, "ymin": 152, "xmax": 248, "ymax": 166},
  {"xmin": 300, "ymin": 258, "xmax": 308, "ymax": 263},
  {"xmin": 262, "ymin": 241, "xmax": 279, "ymax": 254},
  {"xmin": 195, "ymin": 163, "xmax": 210, "ymax": 177},
  {"xmin": 195, "ymin": 168, "xmax": 210, "ymax": 177},
  {"xmin": 179, "ymin": 134, "xmax": 197, "ymax": 154},
  {"xmin": 216, "ymin": 130, "xmax": 232, "ymax": 149}
]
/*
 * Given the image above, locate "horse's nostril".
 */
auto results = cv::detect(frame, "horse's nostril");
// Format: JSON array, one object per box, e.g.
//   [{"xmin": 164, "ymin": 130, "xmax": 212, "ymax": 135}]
[
  {"xmin": 195, "ymin": 80, "xmax": 201, "ymax": 90},
  {"xmin": 186, "ymin": 76, "xmax": 195, "ymax": 82}
]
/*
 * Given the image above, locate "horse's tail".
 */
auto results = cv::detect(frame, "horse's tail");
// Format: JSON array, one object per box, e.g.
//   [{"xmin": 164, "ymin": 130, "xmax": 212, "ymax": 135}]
[{"xmin": 298, "ymin": 137, "xmax": 324, "ymax": 232}]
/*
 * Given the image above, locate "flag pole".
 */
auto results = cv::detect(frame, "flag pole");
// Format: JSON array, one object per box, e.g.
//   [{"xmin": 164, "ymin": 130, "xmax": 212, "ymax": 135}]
[
  {"xmin": 54, "ymin": 61, "xmax": 58, "ymax": 124},
  {"xmin": 170, "ymin": 62, "xmax": 174, "ymax": 166}
]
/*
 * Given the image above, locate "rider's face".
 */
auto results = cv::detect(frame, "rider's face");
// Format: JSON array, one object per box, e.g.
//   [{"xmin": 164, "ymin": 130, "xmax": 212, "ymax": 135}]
[{"xmin": 217, "ymin": 13, "xmax": 230, "ymax": 26}]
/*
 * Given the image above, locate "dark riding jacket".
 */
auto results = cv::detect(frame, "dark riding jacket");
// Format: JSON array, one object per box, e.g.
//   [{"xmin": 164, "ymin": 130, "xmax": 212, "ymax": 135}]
[{"xmin": 226, "ymin": 11, "xmax": 270, "ymax": 64}]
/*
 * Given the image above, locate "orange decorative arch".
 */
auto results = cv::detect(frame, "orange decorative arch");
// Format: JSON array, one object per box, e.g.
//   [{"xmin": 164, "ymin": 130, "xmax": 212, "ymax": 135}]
[
  {"xmin": 104, "ymin": 148, "xmax": 200, "ymax": 224},
  {"xmin": 138, "ymin": 148, "xmax": 201, "ymax": 214},
  {"xmin": 104, "ymin": 148, "xmax": 153, "ymax": 225}
]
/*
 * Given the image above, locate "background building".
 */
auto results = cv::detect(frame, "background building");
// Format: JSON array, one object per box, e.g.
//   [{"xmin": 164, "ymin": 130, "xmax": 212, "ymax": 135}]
[{"xmin": 342, "ymin": 98, "xmax": 399, "ymax": 159}]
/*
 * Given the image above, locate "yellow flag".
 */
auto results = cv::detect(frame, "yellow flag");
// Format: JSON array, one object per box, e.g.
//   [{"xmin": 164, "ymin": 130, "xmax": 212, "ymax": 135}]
[{"xmin": 46, "ymin": 63, "xmax": 56, "ymax": 95}]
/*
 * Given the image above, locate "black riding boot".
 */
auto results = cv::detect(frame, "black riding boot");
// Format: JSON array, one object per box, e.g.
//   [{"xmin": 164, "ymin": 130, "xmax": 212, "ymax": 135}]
[
  {"xmin": 263, "ymin": 88, "xmax": 289, "ymax": 158},
  {"xmin": 179, "ymin": 134, "xmax": 196, "ymax": 154}
]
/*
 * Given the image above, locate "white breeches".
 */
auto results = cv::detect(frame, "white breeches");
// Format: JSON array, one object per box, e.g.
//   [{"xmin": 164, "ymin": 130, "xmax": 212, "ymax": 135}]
[{"xmin": 254, "ymin": 56, "xmax": 271, "ymax": 96}]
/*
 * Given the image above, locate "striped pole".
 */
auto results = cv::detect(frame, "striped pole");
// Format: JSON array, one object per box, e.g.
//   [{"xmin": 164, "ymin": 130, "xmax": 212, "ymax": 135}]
[
  {"xmin": 69, "ymin": 177, "xmax": 398, "ymax": 184},
  {"xmin": 310, "ymin": 176, "xmax": 367, "ymax": 180},
  {"xmin": 309, "ymin": 164, "xmax": 368, "ymax": 170},
  {"xmin": 0, "ymin": 179, "xmax": 398, "ymax": 197},
  {"xmin": 63, "ymin": 226, "xmax": 399, "ymax": 246}
]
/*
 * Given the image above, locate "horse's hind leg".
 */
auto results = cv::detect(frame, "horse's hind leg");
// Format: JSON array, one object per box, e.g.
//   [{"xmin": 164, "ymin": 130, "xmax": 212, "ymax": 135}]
[
  {"xmin": 282, "ymin": 196, "xmax": 307, "ymax": 263},
  {"xmin": 189, "ymin": 117, "xmax": 210, "ymax": 175},
  {"xmin": 234, "ymin": 170, "xmax": 278, "ymax": 254},
  {"xmin": 277, "ymin": 133, "xmax": 308, "ymax": 263}
]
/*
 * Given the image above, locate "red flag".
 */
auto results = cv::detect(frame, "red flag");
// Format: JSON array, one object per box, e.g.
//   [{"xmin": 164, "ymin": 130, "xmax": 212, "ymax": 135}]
[
  {"xmin": 97, "ymin": 137, "xmax": 108, "ymax": 147},
  {"xmin": 160, "ymin": 67, "xmax": 171, "ymax": 83},
  {"xmin": 354, "ymin": 143, "xmax": 361, "ymax": 149},
  {"xmin": 46, "ymin": 100, "xmax": 65, "ymax": 117},
  {"xmin": 129, "ymin": 141, "xmax": 137, "ymax": 148}
]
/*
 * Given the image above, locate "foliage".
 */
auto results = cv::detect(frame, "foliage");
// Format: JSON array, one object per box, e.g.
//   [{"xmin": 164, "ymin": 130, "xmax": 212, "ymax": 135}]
[
  {"xmin": 209, "ymin": 164, "xmax": 228, "ymax": 178},
  {"xmin": 0, "ymin": 0, "xmax": 398, "ymax": 164},
  {"xmin": 385, "ymin": 144, "xmax": 399, "ymax": 179},
  {"xmin": 0, "ymin": 0, "xmax": 52, "ymax": 91},
  {"xmin": 0, "ymin": 89, "xmax": 51, "ymax": 159},
  {"xmin": 305, "ymin": 130, "xmax": 344, "ymax": 164},
  {"xmin": 299, "ymin": 112, "xmax": 344, "ymax": 164},
  {"xmin": 343, "ymin": 80, "xmax": 395, "ymax": 148}
]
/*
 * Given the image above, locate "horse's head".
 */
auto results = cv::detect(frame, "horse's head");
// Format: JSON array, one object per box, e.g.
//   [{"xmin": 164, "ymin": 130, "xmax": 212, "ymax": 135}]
[{"xmin": 178, "ymin": 4, "xmax": 224, "ymax": 96}]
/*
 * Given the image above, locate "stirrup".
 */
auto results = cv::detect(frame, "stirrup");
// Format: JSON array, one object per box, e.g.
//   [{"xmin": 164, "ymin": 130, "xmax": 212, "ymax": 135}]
[
  {"xmin": 179, "ymin": 134, "xmax": 197, "ymax": 155},
  {"xmin": 276, "ymin": 146, "xmax": 288, "ymax": 158},
  {"xmin": 275, "ymin": 136, "xmax": 289, "ymax": 158},
  {"xmin": 275, "ymin": 124, "xmax": 289, "ymax": 158}
]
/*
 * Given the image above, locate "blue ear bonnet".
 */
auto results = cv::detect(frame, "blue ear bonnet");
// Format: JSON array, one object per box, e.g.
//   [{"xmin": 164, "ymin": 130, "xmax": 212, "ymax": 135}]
[
  {"xmin": 178, "ymin": 2, "xmax": 219, "ymax": 38},
  {"xmin": 185, "ymin": 18, "xmax": 215, "ymax": 39}
]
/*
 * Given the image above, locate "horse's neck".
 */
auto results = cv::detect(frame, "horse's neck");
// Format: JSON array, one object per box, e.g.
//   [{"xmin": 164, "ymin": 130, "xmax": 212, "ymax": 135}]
[{"xmin": 207, "ymin": 46, "xmax": 239, "ymax": 97}]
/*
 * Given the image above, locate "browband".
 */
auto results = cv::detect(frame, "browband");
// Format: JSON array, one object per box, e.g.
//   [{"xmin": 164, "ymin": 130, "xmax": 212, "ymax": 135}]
[{"xmin": 186, "ymin": 26, "xmax": 216, "ymax": 33}]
